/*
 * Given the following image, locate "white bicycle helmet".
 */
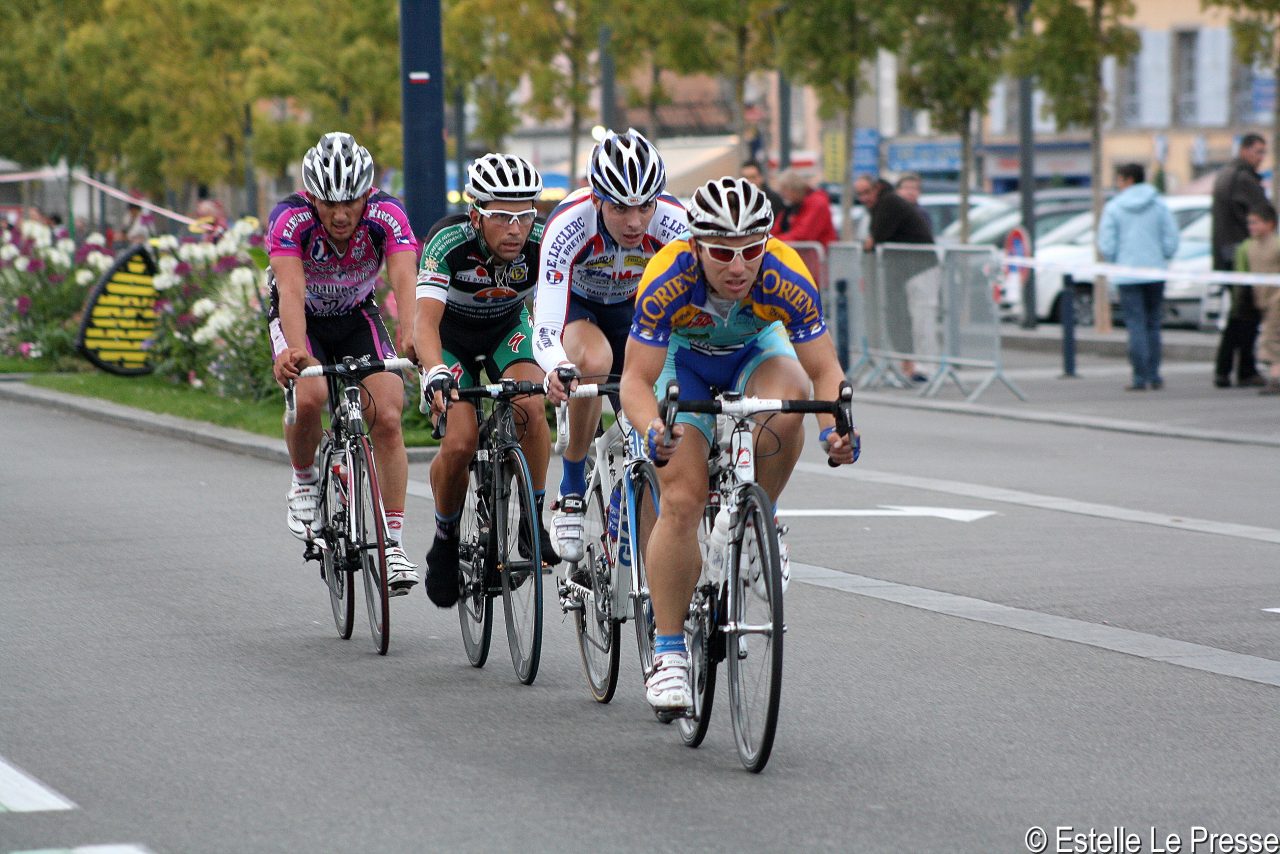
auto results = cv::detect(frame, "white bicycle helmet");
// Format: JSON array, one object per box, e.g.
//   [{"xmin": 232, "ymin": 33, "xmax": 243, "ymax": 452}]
[
  {"xmin": 686, "ymin": 176, "xmax": 774, "ymax": 237},
  {"xmin": 465, "ymin": 154, "xmax": 543, "ymax": 204},
  {"xmin": 302, "ymin": 132, "xmax": 374, "ymax": 201},
  {"xmin": 588, "ymin": 128, "xmax": 666, "ymax": 206}
]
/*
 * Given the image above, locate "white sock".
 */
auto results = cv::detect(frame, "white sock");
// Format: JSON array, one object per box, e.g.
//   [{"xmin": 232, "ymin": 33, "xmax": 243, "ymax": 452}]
[
  {"xmin": 385, "ymin": 510, "xmax": 405, "ymax": 547},
  {"xmin": 292, "ymin": 464, "xmax": 318, "ymax": 486}
]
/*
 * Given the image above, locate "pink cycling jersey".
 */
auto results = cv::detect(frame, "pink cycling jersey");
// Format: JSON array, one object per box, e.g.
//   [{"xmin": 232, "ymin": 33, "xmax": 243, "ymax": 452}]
[{"xmin": 266, "ymin": 189, "xmax": 418, "ymax": 317}]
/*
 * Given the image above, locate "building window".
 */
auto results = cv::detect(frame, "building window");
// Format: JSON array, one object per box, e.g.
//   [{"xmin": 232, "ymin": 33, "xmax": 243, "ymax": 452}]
[
  {"xmin": 1116, "ymin": 61, "xmax": 1140, "ymax": 128},
  {"xmin": 1173, "ymin": 30, "xmax": 1199, "ymax": 126}
]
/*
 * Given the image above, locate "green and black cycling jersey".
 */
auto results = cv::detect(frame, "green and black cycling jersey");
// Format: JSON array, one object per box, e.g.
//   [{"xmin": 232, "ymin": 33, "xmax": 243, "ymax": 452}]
[{"xmin": 415, "ymin": 213, "xmax": 543, "ymax": 328}]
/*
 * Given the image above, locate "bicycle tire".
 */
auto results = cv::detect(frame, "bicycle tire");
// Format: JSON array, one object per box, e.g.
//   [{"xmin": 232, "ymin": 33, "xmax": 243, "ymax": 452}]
[
  {"xmin": 726, "ymin": 482, "xmax": 784, "ymax": 772},
  {"xmin": 319, "ymin": 438, "xmax": 354, "ymax": 640},
  {"xmin": 573, "ymin": 481, "xmax": 621, "ymax": 703},
  {"xmin": 627, "ymin": 461, "xmax": 661, "ymax": 683},
  {"xmin": 457, "ymin": 461, "xmax": 493, "ymax": 667},
  {"xmin": 353, "ymin": 436, "xmax": 391, "ymax": 655},
  {"xmin": 497, "ymin": 446, "xmax": 542, "ymax": 684},
  {"xmin": 678, "ymin": 586, "xmax": 718, "ymax": 747}
]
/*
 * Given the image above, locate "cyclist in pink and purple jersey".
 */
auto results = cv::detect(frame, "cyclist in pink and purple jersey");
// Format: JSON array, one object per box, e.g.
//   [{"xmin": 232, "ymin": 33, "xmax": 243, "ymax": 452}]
[{"xmin": 267, "ymin": 132, "xmax": 421, "ymax": 593}]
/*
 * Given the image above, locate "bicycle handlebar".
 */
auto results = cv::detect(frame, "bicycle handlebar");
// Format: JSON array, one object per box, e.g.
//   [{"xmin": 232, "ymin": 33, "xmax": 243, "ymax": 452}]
[
  {"xmin": 432, "ymin": 377, "xmax": 552, "ymax": 440},
  {"xmin": 283, "ymin": 356, "xmax": 416, "ymax": 426},
  {"xmin": 552, "ymin": 381, "xmax": 620, "ymax": 454}
]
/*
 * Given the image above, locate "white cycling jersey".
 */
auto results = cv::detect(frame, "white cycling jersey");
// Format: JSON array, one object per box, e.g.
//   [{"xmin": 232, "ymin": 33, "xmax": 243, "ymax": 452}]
[{"xmin": 532, "ymin": 187, "xmax": 688, "ymax": 372}]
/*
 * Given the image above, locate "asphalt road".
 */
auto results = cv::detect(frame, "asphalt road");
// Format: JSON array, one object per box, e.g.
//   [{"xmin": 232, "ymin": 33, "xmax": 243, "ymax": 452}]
[{"xmin": 2, "ymin": 390, "xmax": 1279, "ymax": 854}]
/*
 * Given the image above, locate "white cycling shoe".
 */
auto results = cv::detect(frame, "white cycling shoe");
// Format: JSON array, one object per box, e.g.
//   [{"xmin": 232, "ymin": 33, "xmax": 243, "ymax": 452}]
[
  {"xmin": 553, "ymin": 494, "xmax": 586, "ymax": 564},
  {"xmin": 386, "ymin": 546, "xmax": 419, "ymax": 596},
  {"xmin": 645, "ymin": 653, "xmax": 693, "ymax": 712},
  {"xmin": 286, "ymin": 483, "xmax": 321, "ymax": 541}
]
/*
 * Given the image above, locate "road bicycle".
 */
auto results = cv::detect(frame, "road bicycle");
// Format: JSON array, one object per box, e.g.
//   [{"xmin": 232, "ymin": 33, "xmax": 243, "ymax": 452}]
[
  {"xmin": 434, "ymin": 377, "xmax": 547, "ymax": 685},
  {"xmin": 655, "ymin": 377, "xmax": 856, "ymax": 772},
  {"xmin": 286, "ymin": 355, "xmax": 415, "ymax": 656},
  {"xmin": 552, "ymin": 380, "xmax": 662, "ymax": 704}
]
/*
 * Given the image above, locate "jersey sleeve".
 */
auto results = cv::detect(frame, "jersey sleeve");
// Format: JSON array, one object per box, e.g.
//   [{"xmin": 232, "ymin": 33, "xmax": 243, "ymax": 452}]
[
  {"xmin": 532, "ymin": 198, "xmax": 592, "ymax": 371},
  {"xmin": 416, "ymin": 224, "xmax": 464, "ymax": 303},
  {"xmin": 760, "ymin": 239, "xmax": 827, "ymax": 343},
  {"xmin": 647, "ymin": 195, "xmax": 690, "ymax": 246},
  {"xmin": 266, "ymin": 198, "xmax": 311, "ymax": 258},
  {"xmin": 366, "ymin": 193, "xmax": 419, "ymax": 255},
  {"xmin": 629, "ymin": 240, "xmax": 695, "ymax": 348}
]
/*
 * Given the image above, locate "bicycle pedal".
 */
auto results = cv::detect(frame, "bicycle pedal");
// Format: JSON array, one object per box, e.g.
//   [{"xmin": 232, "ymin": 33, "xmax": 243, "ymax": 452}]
[{"xmin": 654, "ymin": 708, "xmax": 691, "ymax": 724}]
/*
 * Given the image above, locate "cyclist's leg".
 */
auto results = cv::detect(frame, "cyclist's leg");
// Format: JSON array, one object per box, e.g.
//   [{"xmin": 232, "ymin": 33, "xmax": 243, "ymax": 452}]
[
  {"xmin": 348, "ymin": 305, "xmax": 409, "ymax": 534},
  {"xmin": 272, "ymin": 313, "xmax": 328, "ymax": 537},
  {"xmin": 425, "ymin": 344, "xmax": 481, "ymax": 607},
  {"xmin": 561, "ymin": 316, "xmax": 612, "ymax": 465},
  {"xmin": 738, "ymin": 324, "xmax": 808, "ymax": 504}
]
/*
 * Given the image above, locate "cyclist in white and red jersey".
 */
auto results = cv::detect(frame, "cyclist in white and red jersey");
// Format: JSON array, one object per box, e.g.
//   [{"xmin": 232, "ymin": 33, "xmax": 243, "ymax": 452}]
[
  {"xmin": 531, "ymin": 129, "xmax": 687, "ymax": 583},
  {"xmin": 267, "ymin": 132, "xmax": 421, "ymax": 594}
]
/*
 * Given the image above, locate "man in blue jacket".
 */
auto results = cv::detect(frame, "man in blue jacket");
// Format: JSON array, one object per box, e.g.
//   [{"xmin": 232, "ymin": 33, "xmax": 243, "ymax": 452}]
[{"xmin": 1098, "ymin": 163, "xmax": 1180, "ymax": 391}]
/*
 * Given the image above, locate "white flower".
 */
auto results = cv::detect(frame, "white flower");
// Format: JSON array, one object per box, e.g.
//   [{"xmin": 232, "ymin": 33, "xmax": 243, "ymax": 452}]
[
  {"xmin": 191, "ymin": 297, "xmax": 217, "ymax": 318},
  {"xmin": 0, "ymin": 244, "xmax": 17, "ymax": 262},
  {"xmin": 21, "ymin": 221, "xmax": 52, "ymax": 247},
  {"xmin": 229, "ymin": 266, "xmax": 255, "ymax": 290},
  {"xmin": 91, "ymin": 251, "xmax": 113, "ymax": 272},
  {"xmin": 177, "ymin": 243, "xmax": 198, "ymax": 263},
  {"xmin": 85, "ymin": 232, "xmax": 106, "ymax": 247},
  {"xmin": 215, "ymin": 235, "xmax": 238, "ymax": 257},
  {"xmin": 155, "ymin": 234, "xmax": 179, "ymax": 252},
  {"xmin": 152, "ymin": 272, "xmax": 178, "ymax": 291},
  {"xmin": 43, "ymin": 249, "xmax": 72, "ymax": 269},
  {"xmin": 14, "ymin": 256, "xmax": 29, "ymax": 272},
  {"xmin": 56, "ymin": 238, "xmax": 76, "ymax": 255},
  {"xmin": 76, "ymin": 269, "xmax": 94, "ymax": 286},
  {"xmin": 158, "ymin": 255, "xmax": 178, "ymax": 275}
]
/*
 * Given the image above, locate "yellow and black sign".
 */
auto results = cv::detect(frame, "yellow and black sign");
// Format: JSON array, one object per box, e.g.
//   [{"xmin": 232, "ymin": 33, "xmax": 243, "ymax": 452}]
[{"xmin": 76, "ymin": 246, "xmax": 158, "ymax": 375}]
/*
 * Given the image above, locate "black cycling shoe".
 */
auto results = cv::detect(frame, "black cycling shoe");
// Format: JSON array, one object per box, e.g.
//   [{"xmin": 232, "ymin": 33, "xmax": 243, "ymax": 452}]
[
  {"xmin": 517, "ymin": 522, "xmax": 561, "ymax": 567},
  {"xmin": 424, "ymin": 535, "xmax": 461, "ymax": 608}
]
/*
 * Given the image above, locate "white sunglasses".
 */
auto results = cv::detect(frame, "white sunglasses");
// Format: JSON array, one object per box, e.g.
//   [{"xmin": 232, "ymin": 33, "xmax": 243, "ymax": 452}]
[
  {"xmin": 474, "ymin": 207, "xmax": 537, "ymax": 226},
  {"xmin": 697, "ymin": 236, "xmax": 769, "ymax": 264}
]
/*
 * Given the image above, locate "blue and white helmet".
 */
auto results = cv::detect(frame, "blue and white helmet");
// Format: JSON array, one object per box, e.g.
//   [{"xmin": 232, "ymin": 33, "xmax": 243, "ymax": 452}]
[
  {"xmin": 588, "ymin": 128, "xmax": 666, "ymax": 206},
  {"xmin": 302, "ymin": 132, "xmax": 374, "ymax": 201}
]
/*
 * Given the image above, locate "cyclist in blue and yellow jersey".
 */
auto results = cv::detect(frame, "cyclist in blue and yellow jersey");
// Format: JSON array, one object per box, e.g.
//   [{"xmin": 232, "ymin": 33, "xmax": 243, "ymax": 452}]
[
  {"xmin": 268, "ymin": 132, "xmax": 420, "ymax": 595},
  {"xmin": 531, "ymin": 129, "xmax": 687, "ymax": 582},
  {"xmin": 620, "ymin": 176, "xmax": 860, "ymax": 713},
  {"xmin": 414, "ymin": 153, "xmax": 559, "ymax": 608}
]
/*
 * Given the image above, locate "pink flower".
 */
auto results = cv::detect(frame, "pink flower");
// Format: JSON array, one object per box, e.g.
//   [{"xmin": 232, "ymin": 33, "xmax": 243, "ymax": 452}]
[
  {"xmin": 47, "ymin": 272, "xmax": 64, "ymax": 284},
  {"xmin": 174, "ymin": 262, "xmax": 192, "ymax": 276},
  {"xmin": 214, "ymin": 255, "xmax": 239, "ymax": 272},
  {"xmin": 16, "ymin": 295, "xmax": 31, "ymax": 316},
  {"xmin": 27, "ymin": 257, "xmax": 45, "ymax": 273},
  {"xmin": 18, "ymin": 342, "xmax": 34, "ymax": 358}
]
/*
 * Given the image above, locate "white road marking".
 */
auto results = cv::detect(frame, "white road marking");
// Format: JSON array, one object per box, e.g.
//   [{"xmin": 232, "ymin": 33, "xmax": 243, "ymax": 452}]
[
  {"xmin": 791, "ymin": 563, "xmax": 1280, "ymax": 689},
  {"xmin": 795, "ymin": 463, "xmax": 1280, "ymax": 545},
  {"xmin": 1263, "ymin": 609, "xmax": 1280, "ymax": 615},
  {"xmin": 0, "ymin": 757, "xmax": 76, "ymax": 812},
  {"xmin": 10, "ymin": 846, "xmax": 154, "ymax": 854},
  {"xmin": 779, "ymin": 506, "xmax": 996, "ymax": 522}
]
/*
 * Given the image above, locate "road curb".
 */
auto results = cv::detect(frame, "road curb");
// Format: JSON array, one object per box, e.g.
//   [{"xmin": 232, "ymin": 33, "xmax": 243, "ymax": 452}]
[
  {"xmin": 1001, "ymin": 330, "xmax": 1217, "ymax": 362},
  {"xmin": 0, "ymin": 382, "xmax": 439, "ymax": 464}
]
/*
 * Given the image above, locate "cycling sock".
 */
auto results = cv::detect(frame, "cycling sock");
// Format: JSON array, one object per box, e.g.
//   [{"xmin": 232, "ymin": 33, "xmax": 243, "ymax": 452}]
[
  {"xmin": 534, "ymin": 490, "xmax": 546, "ymax": 518},
  {"xmin": 560, "ymin": 455, "xmax": 587, "ymax": 498},
  {"xmin": 435, "ymin": 509, "xmax": 461, "ymax": 541},
  {"xmin": 292, "ymin": 464, "xmax": 319, "ymax": 486},
  {"xmin": 654, "ymin": 634, "xmax": 687, "ymax": 657},
  {"xmin": 385, "ymin": 510, "xmax": 404, "ymax": 546}
]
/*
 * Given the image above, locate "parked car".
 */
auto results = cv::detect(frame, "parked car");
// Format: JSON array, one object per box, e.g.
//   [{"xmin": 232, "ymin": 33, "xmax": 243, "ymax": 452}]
[
  {"xmin": 943, "ymin": 200, "xmax": 1094, "ymax": 248},
  {"xmin": 997, "ymin": 197, "xmax": 1215, "ymax": 326}
]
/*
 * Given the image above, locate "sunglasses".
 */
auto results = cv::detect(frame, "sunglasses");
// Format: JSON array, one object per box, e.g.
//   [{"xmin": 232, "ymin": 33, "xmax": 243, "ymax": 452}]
[
  {"xmin": 698, "ymin": 237, "xmax": 768, "ymax": 264},
  {"xmin": 474, "ymin": 207, "xmax": 537, "ymax": 226}
]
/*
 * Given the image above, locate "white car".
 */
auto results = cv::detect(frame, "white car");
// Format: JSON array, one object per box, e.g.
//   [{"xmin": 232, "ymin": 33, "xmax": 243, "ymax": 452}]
[{"xmin": 997, "ymin": 195, "xmax": 1211, "ymax": 326}]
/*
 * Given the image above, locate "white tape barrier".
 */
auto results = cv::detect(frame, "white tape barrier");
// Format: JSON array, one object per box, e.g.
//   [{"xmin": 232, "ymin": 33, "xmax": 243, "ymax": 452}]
[
  {"xmin": 1000, "ymin": 254, "xmax": 1280, "ymax": 287},
  {"xmin": 0, "ymin": 166, "xmax": 209, "ymax": 230}
]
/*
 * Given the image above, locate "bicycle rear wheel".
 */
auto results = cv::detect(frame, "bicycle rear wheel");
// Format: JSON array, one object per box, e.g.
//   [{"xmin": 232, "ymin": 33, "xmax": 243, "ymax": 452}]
[
  {"xmin": 726, "ymin": 483, "xmax": 784, "ymax": 772},
  {"xmin": 352, "ymin": 436, "xmax": 390, "ymax": 655},
  {"xmin": 677, "ymin": 587, "xmax": 718, "ymax": 747},
  {"xmin": 319, "ymin": 439, "xmax": 354, "ymax": 640},
  {"xmin": 457, "ymin": 462, "xmax": 493, "ymax": 667},
  {"xmin": 627, "ymin": 461, "xmax": 661, "ymax": 682},
  {"xmin": 573, "ymin": 481, "xmax": 620, "ymax": 703},
  {"xmin": 497, "ymin": 447, "xmax": 542, "ymax": 684}
]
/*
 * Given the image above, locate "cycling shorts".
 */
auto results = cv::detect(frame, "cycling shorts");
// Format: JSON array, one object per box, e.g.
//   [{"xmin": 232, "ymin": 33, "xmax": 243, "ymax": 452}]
[
  {"xmin": 565, "ymin": 292, "xmax": 633, "ymax": 383},
  {"xmin": 655, "ymin": 321, "xmax": 797, "ymax": 445},
  {"xmin": 440, "ymin": 306, "xmax": 537, "ymax": 389},
  {"xmin": 268, "ymin": 301, "xmax": 398, "ymax": 367}
]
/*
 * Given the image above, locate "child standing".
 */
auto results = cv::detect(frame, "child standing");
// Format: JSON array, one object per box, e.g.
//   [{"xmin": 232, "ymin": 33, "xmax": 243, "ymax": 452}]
[{"xmin": 1235, "ymin": 203, "xmax": 1280, "ymax": 395}]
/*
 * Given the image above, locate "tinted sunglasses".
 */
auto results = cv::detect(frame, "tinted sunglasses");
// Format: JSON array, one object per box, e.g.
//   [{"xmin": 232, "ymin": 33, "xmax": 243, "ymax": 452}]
[
  {"xmin": 474, "ymin": 207, "xmax": 537, "ymax": 226},
  {"xmin": 698, "ymin": 237, "xmax": 768, "ymax": 264}
]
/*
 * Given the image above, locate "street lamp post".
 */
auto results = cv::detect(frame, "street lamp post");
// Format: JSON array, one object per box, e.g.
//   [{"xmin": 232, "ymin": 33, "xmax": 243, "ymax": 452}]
[{"xmin": 399, "ymin": 0, "xmax": 447, "ymax": 235}]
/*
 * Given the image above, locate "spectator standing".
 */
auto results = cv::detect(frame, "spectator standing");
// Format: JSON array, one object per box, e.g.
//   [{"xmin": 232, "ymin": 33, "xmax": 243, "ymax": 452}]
[
  {"xmin": 741, "ymin": 159, "xmax": 786, "ymax": 227},
  {"xmin": 772, "ymin": 169, "xmax": 837, "ymax": 247},
  {"xmin": 1211, "ymin": 133, "xmax": 1268, "ymax": 388},
  {"xmin": 855, "ymin": 174, "xmax": 936, "ymax": 380},
  {"xmin": 1232, "ymin": 203, "xmax": 1280, "ymax": 395},
  {"xmin": 122, "ymin": 202, "xmax": 154, "ymax": 246},
  {"xmin": 1097, "ymin": 163, "xmax": 1179, "ymax": 391},
  {"xmin": 895, "ymin": 172, "xmax": 931, "ymax": 231}
]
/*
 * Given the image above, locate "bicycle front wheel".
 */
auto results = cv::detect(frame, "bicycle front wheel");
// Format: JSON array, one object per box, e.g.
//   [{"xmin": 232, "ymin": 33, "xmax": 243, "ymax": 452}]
[
  {"xmin": 319, "ymin": 439, "xmax": 354, "ymax": 640},
  {"xmin": 457, "ymin": 462, "xmax": 493, "ymax": 667},
  {"xmin": 497, "ymin": 447, "xmax": 542, "ymax": 684},
  {"xmin": 626, "ymin": 461, "xmax": 661, "ymax": 682},
  {"xmin": 352, "ymin": 436, "xmax": 390, "ymax": 656},
  {"xmin": 726, "ymin": 483, "xmax": 784, "ymax": 772},
  {"xmin": 573, "ymin": 482, "xmax": 620, "ymax": 703}
]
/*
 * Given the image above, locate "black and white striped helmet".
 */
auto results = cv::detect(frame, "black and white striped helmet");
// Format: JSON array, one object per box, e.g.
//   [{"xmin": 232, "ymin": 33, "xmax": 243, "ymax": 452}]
[
  {"xmin": 465, "ymin": 154, "xmax": 543, "ymax": 204},
  {"xmin": 687, "ymin": 177, "xmax": 774, "ymax": 237},
  {"xmin": 302, "ymin": 132, "xmax": 374, "ymax": 201},
  {"xmin": 589, "ymin": 128, "xmax": 666, "ymax": 206}
]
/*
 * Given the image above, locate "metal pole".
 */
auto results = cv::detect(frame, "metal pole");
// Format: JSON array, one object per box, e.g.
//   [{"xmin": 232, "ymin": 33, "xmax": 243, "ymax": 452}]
[
  {"xmin": 400, "ymin": 0, "xmax": 447, "ymax": 235},
  {"xmin": 599, "ymin": 26, "xmax": 617, "ymax": 131},
  {"xmin": 453, "ymin": 85, "xmax": 466, "ymax": 206},
  {"xmin": 835, "ymin": 277, "xmax": 850, "ymax": 373},
  {"xmin": 1017, "ymin": 0, "xmax": 1037, "ymax": 329},
  {"xmin": 1061, "ymin": 274, "xmax": 1078, "ymax": 378},
  {"xmin": 779, "ymin": 72, "xmax": 792, "ymax": 170}
]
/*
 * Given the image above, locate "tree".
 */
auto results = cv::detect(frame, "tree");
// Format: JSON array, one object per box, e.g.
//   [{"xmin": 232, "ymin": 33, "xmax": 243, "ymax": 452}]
[
  {"xmin": 779, "ymin": 0, "xmax": 907, "ymax": 237},
  {"xmin": 1011, "ymin": 0, "xmax": 1138, "ymax": 329},
  {"xmin": 899, "ymin": 0, "xmax": 1014, "ymax": 242},
  {"xmin": 1204, "ymin": 0, "xmax": 1280, "ymax": 200},
  {"xmin": 442, "ymin": 0, "xmax": 525, "ymax": 152}
]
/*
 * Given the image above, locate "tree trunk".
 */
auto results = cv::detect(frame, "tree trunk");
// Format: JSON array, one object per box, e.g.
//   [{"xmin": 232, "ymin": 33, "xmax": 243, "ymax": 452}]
[
  {"xmin": 1274, "ymin": 40, "xmax": 1280, "ymax": 202},
  {"xmin": 648, "ymin": 62, "xmax": 661, "ymax": 143},
  {"xmin": 841, "ymin": 76, "xmax": 857, "ymax": 242},
  {"xmin": 959, "ymin": 109, "xmax": 972, "ymax": 244},
  {"xmin": 1091, "ymin": 0, "xmax": 1112, "ymax": 332}
]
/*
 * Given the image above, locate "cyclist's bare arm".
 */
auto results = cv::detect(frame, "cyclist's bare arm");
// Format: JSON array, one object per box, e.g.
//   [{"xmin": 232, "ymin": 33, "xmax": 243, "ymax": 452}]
[
  {"xmin": 412, "ymin": 297, "xmax": 453, "ymax": 415},
  {"xmin": 385, "ymin": 251, "xmax": 418, "ymax": 363},
  {"xmin": 793, "ymin": 333, "xmax": 859, "ymax": 464},
  {"xmin": 270, "ymin": 254, "xmax": 315, "ymax": 384},
  {"xmin": 620, "ymin": 337, "xmax": 682, "ymax": 461}
]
